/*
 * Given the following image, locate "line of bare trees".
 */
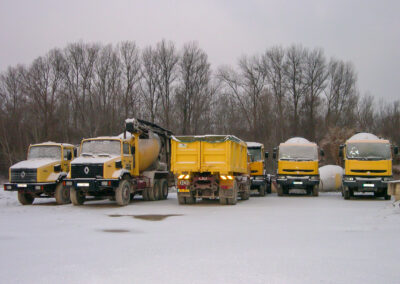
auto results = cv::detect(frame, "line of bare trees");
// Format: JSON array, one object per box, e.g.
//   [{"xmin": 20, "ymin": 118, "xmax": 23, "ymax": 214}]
[{"xmin": 0, "ymin": 40, "xmax": 399, "ymax": 173}]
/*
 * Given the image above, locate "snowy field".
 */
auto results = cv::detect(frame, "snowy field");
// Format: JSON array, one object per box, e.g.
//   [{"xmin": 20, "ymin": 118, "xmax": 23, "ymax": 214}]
[{"xmin": 0, "ymin": 185, "xmax": 400, "ymax": 284}]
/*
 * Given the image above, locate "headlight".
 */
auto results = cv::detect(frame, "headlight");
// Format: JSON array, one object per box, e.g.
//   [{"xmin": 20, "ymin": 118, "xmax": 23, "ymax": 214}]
[
  {"xmin": 101, "ymin": 181, "xmax": 108, "ymax": 186},
  {"xmin": 6, "ymin": 185, "xmax": 12, "ymax": 190},
  {"xmin": 383, "ymin": 177, "xmax": 392, "ymax": 181},
  {"xmin": 311, "ymin": 176, "xmax": 319, "ymax": 180},
  {"xmin": 344, "ymin": 177, "xmax": 354, "ymax": 181},
  {"xmin": 66, "ymin": 181, "xmax": 73, "ymax": 186},
  {"xmin": 35, "ymin": 185, "xmax": 41, "ymax": 190}
]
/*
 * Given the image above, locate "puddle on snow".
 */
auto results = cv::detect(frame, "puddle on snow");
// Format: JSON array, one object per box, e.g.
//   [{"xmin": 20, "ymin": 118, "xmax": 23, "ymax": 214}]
[
  {"xmin": 108, "ymin": 214, "xmax": 183, "ymax": 221},
  {"xmin": 101, "ymin": 229, "xmax": 130, "ymax": 233}
]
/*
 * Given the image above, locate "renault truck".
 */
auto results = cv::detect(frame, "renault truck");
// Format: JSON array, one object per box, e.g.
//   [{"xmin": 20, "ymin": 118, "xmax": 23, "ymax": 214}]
[
  {"xmin": 65, "ymin": 118, "xmax": 174, "ymax": 206},
  {"xmin": 4, "ymin": 142, "xmax": 75, "ymax": 205},
  {"xmin": 246, "ymin": 142, "xmax": 270, "ymax": 196},
  {"xmin": 274, "ymin": 137, "xmax": 322, "ymax": 196},
  {"xmin": 340, "ymin": 133, "xmax": 398, "ymax": 200}
]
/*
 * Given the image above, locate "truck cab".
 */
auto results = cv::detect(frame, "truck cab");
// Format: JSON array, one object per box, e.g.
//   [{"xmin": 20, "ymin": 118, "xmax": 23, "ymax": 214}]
[
  {"xmin": 246, "ymin": 142, "xmax": 270, "ymax": 196},
  {"xmin": 274, "ymin": 137, "xmax": 321, "ymax": 196},
  {"xmin": 4, "ymin": 142, "xmax": 75, "ymax": 205},
  {"xmin": 65, "ymin": 118, "xmax": 173, "ymax": 206},
  {"xmin": 340, "ymin": 133, "xmax": 398, "ymax": 199}
]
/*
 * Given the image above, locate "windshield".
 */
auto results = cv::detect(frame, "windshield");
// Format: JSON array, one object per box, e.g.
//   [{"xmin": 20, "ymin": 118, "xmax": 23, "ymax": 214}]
[
  {"xmin": 248, "ymin": 148, "xmax": 262, "ymax": 162},
  {"xmin": 279, "ymin": 145, "xmax": 318, "ymax": 161},
  {"xmin": 28, "ymin": 146, "xmax": 61, "ymax": 160},
  {"xmin": 346, "ymin": 142, "xmax": 391, "ymax": 160},
  {"xmin": 81, "ymin": 140, "xmax": 121, "ymax": 156}
]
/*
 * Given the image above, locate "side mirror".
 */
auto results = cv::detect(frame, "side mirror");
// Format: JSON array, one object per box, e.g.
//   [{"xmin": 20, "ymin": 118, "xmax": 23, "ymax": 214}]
[
  {"xmin": 394, "ymin": 146, "xmax": 399, "ymax": 155},
  {"xmin": 67, "ymin": 152, "xmax": 72, "ymax": 160},
  {"xmin": 131, "ymin": 146, "xmax": 135, "ymax": 155},
  {"xmin": 264, "ymin": 152, "xmax": 269, "ymax": 159},
  {"xmin": 320, "ymin": 149, "xmax": 325, "ymax": 157},
  {"xmin": 74, "ymin": 148, "xmax": 78, "ymax": 157},
  {"xmin": 338, "ymin": 144, "xmax": 344, "ymax": 158},
  {"xmin": 272, "ymin": 148, "xmax": 277, "ymax": 159}
]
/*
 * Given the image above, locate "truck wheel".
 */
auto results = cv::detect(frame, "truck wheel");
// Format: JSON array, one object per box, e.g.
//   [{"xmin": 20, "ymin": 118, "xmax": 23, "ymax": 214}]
[
  {"xmin": 384, "ymin": 192, "xmax": 391, "ymax": 200},
  {"xmin": 178, "ymin": 195, "xmax": 186, "ymax": 204},
  {"xmin": 266, "ymin": 183, "xmax": 272, "ymax": 194},
  {"xmin": 343, "ymin": 186, "xmax": 350, "ymax": 200},
  {"xmin": 259, "ymin": 184, "xmax": 266, "ymax": 197},
  {"xmin": 312, "ymin": 185, "xmax": 319, "ymax": 197},
  {"xmin": 185, "ymin": 195, "xmax": 196, "ymax": 204},
  {"xmin": 149, "ymin": 180, "xmax": 160, "ymax": 201},
  {"xmin": 18, "ymin": 192, "xmax": 34, "ymax": 205},
  {"xmin": 55, "ymin": 183, "xmax": 70, "ymax": 205},
  {"xmin": 160, "ymin": 179, "xmax": 169, "ymax": 200},
  {"xmin": 70, "ymin": 187, "xmax": 85, "ymax": 205},
  {"xmin": 219, "ymin": 197, "xmax": 228, "ymax": 205},
  {"xmin": 240, "ymin": 190, "xmax": 250, "ymax": 200},
  {"xmin": 226, "ymin": 181, "xmax": 238, "ymax": 205},
  {"xmin": 277, "ymin": 185, "xmax": 283, "ymax": 196},
  {"xmin": 142, "ymin": 188, "xmax": 150, "ymax": 201},
  {"xmin": 115, "ymin": 179, "xmax": 131, "ymax": 206}
]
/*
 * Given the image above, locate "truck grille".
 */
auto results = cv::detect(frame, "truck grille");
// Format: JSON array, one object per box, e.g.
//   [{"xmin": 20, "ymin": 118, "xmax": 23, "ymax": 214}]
[
  {"xmin": 71, "ymin": 164, "xmax": 104, "ymax": 178},
  {"xmin": 11, "ymin": 169, "xmax": 37, "ymax": 183}
]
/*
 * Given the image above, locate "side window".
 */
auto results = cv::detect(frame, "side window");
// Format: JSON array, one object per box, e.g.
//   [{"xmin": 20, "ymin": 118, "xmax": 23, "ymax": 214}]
[
  {"xmin": 64, "ymin": 148, "xmax": 72, "ymax": 160},
  {"xmin": 123, "ymin": 143, "xmax": 130, "ymax": 155}
]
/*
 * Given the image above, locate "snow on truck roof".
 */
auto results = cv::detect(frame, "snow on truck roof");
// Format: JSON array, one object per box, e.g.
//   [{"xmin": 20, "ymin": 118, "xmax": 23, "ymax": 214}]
[
  {"xmin": 347, "ymin": 133, "xmax": 389, "ymax": 143},
  {"xmin": 246, "ymin": 142, "xmax": 263, "ymax": 148},
  {"xmin": 32, "ymin": 141, "xmax": 75, "ymax": 147},
  {"xmin": 173, "ymin": 135, "xmax": 244, "ymax": 144},
  {"xmin": 280, "ymin": 137, "xmax": 316, "ymax": 146}
]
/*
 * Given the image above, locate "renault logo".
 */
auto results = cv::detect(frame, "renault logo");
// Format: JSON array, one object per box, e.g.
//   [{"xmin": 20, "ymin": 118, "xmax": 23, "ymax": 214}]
[
  {"xmin": 84, "ymin": 167, "xmax": 90, "ymax": 175},
  {"xmin": 20, "ymin": 171, "xmax": 26, "ymax": 178}
]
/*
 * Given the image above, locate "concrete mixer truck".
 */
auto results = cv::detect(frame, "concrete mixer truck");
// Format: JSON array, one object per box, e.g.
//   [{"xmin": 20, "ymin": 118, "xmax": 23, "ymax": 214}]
[
  {"xmin": 64, "ymin": 118, "xmax": 174, "ymax": 206},
  {"xmin": 339, "ymin": 133, "xmax": 398, "ymax": 200},
  {"xmin": 273, "ymin": 137, "xmax": 323, "ymax": 196}
]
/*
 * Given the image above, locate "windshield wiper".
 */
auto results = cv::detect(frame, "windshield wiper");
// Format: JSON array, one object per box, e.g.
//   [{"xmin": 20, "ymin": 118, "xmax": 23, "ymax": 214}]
[
  {"xmin": 97, "ymin": 153, "xmax": 111, "ymax": 157},
  {"xmin": 81, "ymin": 152, "xmax": 94, "ymax": 157}
]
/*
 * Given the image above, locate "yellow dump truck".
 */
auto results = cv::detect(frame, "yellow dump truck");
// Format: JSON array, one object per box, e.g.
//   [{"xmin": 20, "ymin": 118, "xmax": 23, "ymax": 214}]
[
  {"xmin": 339, "ymin": 133, "xmax": 398, "ymax": 200},
  {"xmin": 65, "ymin": 118, "xmax": 174, "ymax": 206},
  {"xmin": 273, "ymin": 137, "xmax": 322, "ymax": 196},
  {"xmin": 246, "ymin": 142, "xmax": 270, "ymax": 196},
  {"xmin": 171, "ymin": 135, "xmax": 250, "ymax": 205},
  {"xmin": 4, "ymin": 142, "xmax": 76, "ymax": 205}
]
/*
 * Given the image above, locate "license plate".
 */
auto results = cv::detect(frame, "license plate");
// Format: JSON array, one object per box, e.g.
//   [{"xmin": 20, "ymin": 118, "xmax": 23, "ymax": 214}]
[
  {"xmin": 77, "ymin": 183, "xmax": 90, "ymax": 187},
  {"xmin": 293, "ymin": 181, "xmax": 303, "ymax": 185},
  {"xmin": 17, "ymin": 184, "xmax": 27, "ymax": 188},
  {"xmin": 363, "ymin": 184, "xmax": 374, "ymax": 188},
  {"xmin": 178, "ymin": 189, "xmax": 190, "ymax": 193}
]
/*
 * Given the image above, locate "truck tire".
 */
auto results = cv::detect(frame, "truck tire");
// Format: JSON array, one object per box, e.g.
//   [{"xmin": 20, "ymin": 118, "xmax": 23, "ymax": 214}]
[
  {"xmin": 160, "ymin": 179, "xmax": 168, "ymax": 200},
  {"xmin": 219, "ymin": 197, "xmax": 228, "ymax": 205},
  {"xmin": 259, "ymin": 184, "xmax": 266, "ymax": 197},
  {"xmin": 343, "ymin": 186, "xmax": 350, "ymax": 200},
  {"xmin": 70, "ymin": 187, "xmax": 85, "ymax": 205},
  {"xmin": 18, "ymin": 192, "xmax": 34, "ymax": 205},
  {"xmin": 178, "ymin": 195, "xmax": 186, "ymax": 204},
  {"xmin": 384, "ymin": 192, "xmax": 391, "ymax": 200},
  {"xmin": 142, "ymin": 188, "xmax": 150, "ymax": 201},
  {"xmin": 115, "ymin": 179, "xmax": 131, "ymax": 206},
  {"xmin": 312, "ymin": 185, "xmax": 319, "ymax": 197},
  {"xmin": 277, "ymin": 185, "xmax": 283, "ymax": 196},
  {"xmin": 149, "ymin": 180, "xmax": 160, "ymax": 201},
  {"xmin": 226, "ymin": 181, "xmax": 238, "ymax": 205},
  {"xmin": 266, "ymin": 183, "xmax": 272, "ymax": 194},
  {"xmin": 55, "ymin": 183, "xmax": 70, "ymax": 205},
  {"xmin": 240, "ymin": 190, "xmax": 250, "ymax": 200}
]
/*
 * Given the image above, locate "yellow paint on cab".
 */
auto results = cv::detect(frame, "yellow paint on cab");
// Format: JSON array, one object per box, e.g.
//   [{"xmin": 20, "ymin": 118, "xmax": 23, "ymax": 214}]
[
  {"xmin": 278, "ymin": 160, "xmax": 319, "ymax": 176},
  {"xmin": 344, "ymin": 160, "xmax": 392, "ymax": 176}
]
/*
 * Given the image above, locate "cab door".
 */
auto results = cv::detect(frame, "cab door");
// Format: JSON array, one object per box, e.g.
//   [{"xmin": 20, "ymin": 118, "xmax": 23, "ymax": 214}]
[
  {"xmin": 122, "ymin": 142, "xmax": 134, "ymax": 173},
  {"xmin": 62, "ymin": 147, "xmax": 73, "ymax": 173}
]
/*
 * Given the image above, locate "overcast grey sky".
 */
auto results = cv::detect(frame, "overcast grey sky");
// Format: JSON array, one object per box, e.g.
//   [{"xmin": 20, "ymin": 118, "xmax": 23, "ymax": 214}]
[{"xmin": 0, "ymin": 0, "xmax": 399, "ymax": 100}]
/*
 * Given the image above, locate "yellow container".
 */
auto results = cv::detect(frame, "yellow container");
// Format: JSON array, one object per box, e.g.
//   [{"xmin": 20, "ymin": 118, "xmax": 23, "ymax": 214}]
[{"xmin": 171, "ymin": 136, "xmax": 248, "ymax": 175}]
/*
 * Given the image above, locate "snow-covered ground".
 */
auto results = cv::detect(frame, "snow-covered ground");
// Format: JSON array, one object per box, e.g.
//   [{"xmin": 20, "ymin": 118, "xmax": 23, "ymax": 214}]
[{"xmin": 1, "ymin": 185, "xmax": 399, "ymax": 284}]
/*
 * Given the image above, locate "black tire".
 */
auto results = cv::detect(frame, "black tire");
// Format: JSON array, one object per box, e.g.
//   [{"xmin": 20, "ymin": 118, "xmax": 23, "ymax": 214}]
[
  {"xmin": 115, "ymin": 179, "xmax": 131, "ymax": 206},
  {"xmin": 178, "ymin": 195, "xmax": 186, "ymax": 204},
  {"xmin": 312, "ymin": 185, "xmax": 319, "ymax": 197},
  {"xmin": 142, "ymin": 188, "xmax": 150, "ymax": 201},
  {"xmin": 70, "ymin": 187, "xmax": 85, "ymax": 205},
  {"xmin": 259, "ymin": 184, "xmax": 266, "ymax": 197},
  {"xmin": 17, "ymin": 192, "xmax": 34, "ymax": 205},
  {"xmin": 277, "ymin": 185, "xmax": 284, "ymax": 196},
  {"xmin": 160, "ymin": 179, "xmax": 169, "ymax": 200},
  {"xmin": 219, "ymin": 197, "xmax": 228, "ymax": 205},
  {"xmin": 343, "ymin": 186, "xmax": 350, "ymax": 200},
  {"xmin": 266, "ymin": 183, "xmax": 272, "ymax": 194},
  {"xmin": 148, "ymin": 180, "xmax": 160, "ymax": 201},
  {"xmin": 55, "ymin": 183, "xmax": 70, "ymax": 205},
  {"xmin": 240, "ymin": 190, "xmax": 250, "ymax": 200},
  {"xmin": 226, "ymin": 181, "xmax": 238, "ymax": 205},
  {"xmin": 384, "ymin": 193, "xmax": 391, "ymax": 200},
  {"xmin": 185, "ymin": 195, "xmax": 196, "ymax": 204}
]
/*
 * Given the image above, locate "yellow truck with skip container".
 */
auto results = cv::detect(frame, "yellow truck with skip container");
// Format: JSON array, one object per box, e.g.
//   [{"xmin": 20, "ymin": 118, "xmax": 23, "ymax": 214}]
[
  {"xmin": 273, "ymin": 137, "xmax": 323, "ymax": 196},
  {"xmin": 65, "ymin": 118, "xmax": 174, "ymax": 206},
  {"xmin": 339, "ymin": 133, "xmax": 398, "ymax": 200},
  {"xmin": 4, "ymin": 142, "xmax": 76, "ymax": 205},
  {"xmin": 171, "ymin": 135, "xmax": 250, "ymax": 205},
  {"xmin": 246, "ymin": 142, "xmax": 271, "ymax": 196}
]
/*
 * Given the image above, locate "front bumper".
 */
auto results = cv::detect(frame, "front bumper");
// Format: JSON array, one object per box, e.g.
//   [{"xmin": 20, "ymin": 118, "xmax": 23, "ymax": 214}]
[
  {"xmin": 342, "ymin": 176, "xmax": 391, "ymax": 191},
  {"xmin": 4, "ymin": 182, "xmax": 56, "ymax": 193},
  {"xmin": 64, "ymin": 178, "xmax": 120, "ymax": 191},
  {"xmin": 276, "ymin": 175, "xmax": 319, "ymax": 188}
]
